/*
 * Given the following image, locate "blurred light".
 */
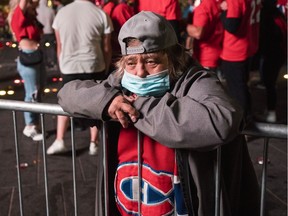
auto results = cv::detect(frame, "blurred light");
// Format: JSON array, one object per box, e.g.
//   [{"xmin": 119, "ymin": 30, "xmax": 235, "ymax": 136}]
[
  {"xmin": 5, "ymin": 41, "xmax": 11, "ymax": 47},
  {"xmin": 47, "ymin": 0, "xmax": 52, "ymax": 7},
  {"xmin": 21, "ymin": 80, "xmax": 24, "ymax": 83},
  {"xmin": 7, "ymin": 90, "xmax": 15, "ymax": 95},
  {"xmin": 284, "ymin": 74, "xmax": 288, "ymax": 79},
  {"xmin": 45, "ymin": 42, "xmax": 50, "ymax": 47},
  {"xmin": 14, "ymin": 79, "xmax": 21, "ymax": 84},
  {"xmin": 52, "ymin": 88, "xmax": 58, "ymax": 92},
  {"xmin": 52, "ymin": 77, "xmax": 58, "ymax": 82},
  {"xmin": 0, "ymin": 90, "xmax": 6, "ymax": 96},
  {"xmin": 44, "ymin": 88, "xmax": 51, "ymax": 93},
  {"xmin": 11, "ymin": 43, "xmax": 17, "ymax": 48},
  {"xmin": 59, "ymin": 78, "xmax": 63, "ymax": 81}
]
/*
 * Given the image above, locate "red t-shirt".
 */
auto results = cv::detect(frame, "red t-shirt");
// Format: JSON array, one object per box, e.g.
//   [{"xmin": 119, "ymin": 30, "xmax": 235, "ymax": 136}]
[
  {"xmin": 220, "ymin": 0, "xmax": 261, "ymax": 61},
  {"xmin": 103, "ymin": 2, "xmax": 135, "ymax": 56},
  {"xmin": 11, "ymin": 5, "xmax": 41, "ymax": 42},
  {"xmin": 192, "ymin": 0, "xmax": 223, "ymax": 68},
  {"xmin": 112, "ymin": 3, "xmax": 135, "ymax": 34},
  {"xmin": 102, "ymin": 2, "xmax": 116, "ymax": 16},
  {"xmin": 136, "ymin": 0, "xmax": 181, "ymax": 20}
]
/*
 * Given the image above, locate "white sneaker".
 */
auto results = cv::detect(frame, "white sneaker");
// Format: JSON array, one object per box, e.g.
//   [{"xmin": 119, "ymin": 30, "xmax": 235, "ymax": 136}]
[
  {"xmin": 89, "ymin": 142, "xmax": 98, "ymax": 155},
  {"xmin": 23, "ymin": 125, "xmax": 43, "ymax": 141},
  {"xmin": 266, "ymin": 111, "xmax": 276, "ymax": 123},
  {"xmin": 47, "ymin": 139, "xmax": 67, "ymax": 155}
]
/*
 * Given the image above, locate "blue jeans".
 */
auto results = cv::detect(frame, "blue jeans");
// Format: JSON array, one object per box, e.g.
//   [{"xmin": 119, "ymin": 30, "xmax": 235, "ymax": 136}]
[{"xmin": 17, "ymin": 57, "xmax": 44, "ymax": 125}]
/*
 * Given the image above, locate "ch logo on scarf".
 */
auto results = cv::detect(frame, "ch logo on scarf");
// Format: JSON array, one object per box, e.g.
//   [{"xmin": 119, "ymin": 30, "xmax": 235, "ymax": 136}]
[{"xmin": 115, "ymin": 163, "xmax": 174, "ymax": 215}]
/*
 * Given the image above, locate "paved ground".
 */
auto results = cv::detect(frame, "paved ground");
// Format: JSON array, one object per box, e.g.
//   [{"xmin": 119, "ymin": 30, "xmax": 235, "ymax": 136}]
[{"xmin": 0, "ymin": 44, "xmax": 287, "ymax": 215}]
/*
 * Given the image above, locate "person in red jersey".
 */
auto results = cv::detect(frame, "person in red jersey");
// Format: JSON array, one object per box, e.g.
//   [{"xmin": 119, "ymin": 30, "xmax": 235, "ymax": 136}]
[
  {"xmin": 58, "ymin": 11, "xmax": 260, "ymax": 216},
  {"xmin": 186, "ymin": 0, "xmax": 224, "ymax": 71},
  {"xmin": 103, "ymin": 0, "xmax": 135, "ymax": 71},
  {"xmin": 277, "ymin": 0, "xmax": 288, "ymax": 17},
  {"xmin": 220, "ymin": 0, "xmax": 261, "ymax": 120},
  {"xmin": 135, "ymin": 0, "xmax": 182, "ymax": 42}
]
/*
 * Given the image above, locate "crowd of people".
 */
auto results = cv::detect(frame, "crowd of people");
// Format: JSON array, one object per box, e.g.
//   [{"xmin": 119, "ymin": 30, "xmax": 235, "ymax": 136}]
[
  {"xmin": 6, "ymin": 0, "xmax": 287, "ymax": 144},
  {"xmin": 5, "ymin": 0, "xmax": 287, "ymax": 214}
]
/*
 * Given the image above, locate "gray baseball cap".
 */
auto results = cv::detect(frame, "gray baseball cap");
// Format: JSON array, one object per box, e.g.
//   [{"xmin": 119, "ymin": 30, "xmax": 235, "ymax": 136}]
[{"xmin": 118, "ymin": 11, "xmax": 178, "ymax": 55}]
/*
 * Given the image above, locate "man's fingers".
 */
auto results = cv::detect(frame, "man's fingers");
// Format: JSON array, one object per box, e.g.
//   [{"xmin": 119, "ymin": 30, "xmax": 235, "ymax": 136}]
[
  {"xmin": 107, "ymin": 95, "xmax": 140, "ymax": 126},
  {"xmin": 121, "ymin": 103, "xmax": 140, "ymax": 122},
  {"xmin": 115, "ymin": 110, "xmax": 129, "ymax": 128}
]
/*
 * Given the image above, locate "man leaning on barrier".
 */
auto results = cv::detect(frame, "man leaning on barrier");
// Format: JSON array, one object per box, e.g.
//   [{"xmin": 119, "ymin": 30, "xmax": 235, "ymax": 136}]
[{"xmin": 57, "ymin": 11, "xmax": 260, "ymax": 216}]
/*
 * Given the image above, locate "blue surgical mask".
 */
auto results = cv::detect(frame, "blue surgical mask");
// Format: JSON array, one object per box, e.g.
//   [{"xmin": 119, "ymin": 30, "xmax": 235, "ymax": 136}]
[{"xmin": 121, "ymin": 69, "xmax": 170, "ymax": 97}]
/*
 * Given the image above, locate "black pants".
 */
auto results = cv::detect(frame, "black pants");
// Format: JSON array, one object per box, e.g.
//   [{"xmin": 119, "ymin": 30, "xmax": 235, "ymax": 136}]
[
  {"xmin": 40, "ymin": 33, "xmax": 57, "ymax": 67},
  {"xmin": 259, "ymin": 53, "xmax": 284, "ymax": 111},
  {"xmin": 220, "ymin": 59, "xmax": 251, "ymax": 117}
]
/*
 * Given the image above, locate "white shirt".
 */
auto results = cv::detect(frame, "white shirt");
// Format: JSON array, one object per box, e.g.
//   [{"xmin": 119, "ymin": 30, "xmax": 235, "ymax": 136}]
[
  {"xmin": 36, "ymin": 0, "xmax": 55, "ymax": 34},
  {"xmin": 52, "ymin": 0, "xmax": 113, "ymax": 74}
]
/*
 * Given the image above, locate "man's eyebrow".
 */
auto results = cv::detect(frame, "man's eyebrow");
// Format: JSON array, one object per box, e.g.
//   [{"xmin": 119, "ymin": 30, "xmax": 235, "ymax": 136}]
[{"xmin": 126, "ymin": 56, "xmax": 137, "ymax": 61}]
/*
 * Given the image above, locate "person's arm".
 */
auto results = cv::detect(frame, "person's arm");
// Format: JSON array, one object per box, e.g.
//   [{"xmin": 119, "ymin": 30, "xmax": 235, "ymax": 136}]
[
  {"xmin": 58, "ymin": 73, "xmax": 139, "ymax": 124},
  {"xmin": 220, "ymin": 1, "xmax": 241, "ymax": 34},
  {"xmin": 54, "ymin": 29, "xmax": 61, "ymax": 62},
  {"xmin": 19, "ymin": 0, "xmax": 28, "ymax": 11},
  {"xmin": 58, "ymin": 69, "xmax": 244, "ymax": 151},
  {"xmin": 221, "ymin": 11, "xmax": 241, "ymax": 33},
  {"xmin": 186, "ymin": 2, "xmax": 206, "ymax": 40},
  {"xmin": 102, "ymin": 33, "xmax": 112, "ymax": 75},
  {"xmin": 132, "ymin": 69, "xmax": 244, "ymax": 150},
  {"xmin": 186, "ymin": 24, "xmax": 204, "ymax": 40}
]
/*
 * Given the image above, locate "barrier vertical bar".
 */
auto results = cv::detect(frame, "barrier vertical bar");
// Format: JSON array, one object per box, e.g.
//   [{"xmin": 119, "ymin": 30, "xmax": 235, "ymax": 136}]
[
  {"xmin": 215, "ymin": 147, "xmax": 221, "ymax": 216},
  {"xmin": 137, "ymin": 130, "xmax": 143, "ymax": 215},
  {"xmin": 260, "ymin": 138, "xmax": 269, "ymax": 216},
  {"xmin": 40, "ymin": 114, "xmax": 50, "ymax": 216},
  {"xmin": 12, "ymin": 111, "xmax": 24, "ymax": 216},
  {"xmin": 102, "ymin": 122, "xmax": 109, "ymax": 216},
  {"xmin": 70, "ymin": 117, "xmax": 78, "ymax": 216}
]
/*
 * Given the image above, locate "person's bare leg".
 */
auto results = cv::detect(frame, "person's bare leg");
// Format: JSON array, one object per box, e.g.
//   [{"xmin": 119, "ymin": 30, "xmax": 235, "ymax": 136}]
[
  {"xmin": 89, "ymin": 126, "xmax": 99, "ymax": 155},
  {"xmin": 90, "ymin": 126, "xmax": 98, "ymax": 143},
  {"xmin": 56, "ymin": 115, "xmax": 69, "ymax": 140}
]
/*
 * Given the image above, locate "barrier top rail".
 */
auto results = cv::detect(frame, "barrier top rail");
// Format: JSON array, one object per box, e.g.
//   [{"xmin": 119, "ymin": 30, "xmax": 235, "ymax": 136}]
[
  {"xmin": 0, "ymin": 99, "xmax": 287, "ymax": 139},
  {"xmin": 0, "ymin": 99, "xmax": 69, "ymax": 116}
]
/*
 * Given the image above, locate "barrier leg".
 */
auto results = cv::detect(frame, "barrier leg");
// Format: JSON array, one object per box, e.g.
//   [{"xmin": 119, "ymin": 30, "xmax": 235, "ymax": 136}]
[
  {"xmin": 260, "ymin": 138, "xmax": 269, "ymax": 216},
  {"xmin": 12, "ymin": 111, "xmax": 24, "ymax": 216}
]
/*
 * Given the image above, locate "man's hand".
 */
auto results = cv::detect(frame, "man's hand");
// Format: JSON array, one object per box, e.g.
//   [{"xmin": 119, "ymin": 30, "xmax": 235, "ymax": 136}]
[
  {"xmin": 107, "ymin": 95, "xmax": 140, "ymax": 128},
  {"xmin": 220, "ymin": 1, "xmax": 227, "ymax": 11}
]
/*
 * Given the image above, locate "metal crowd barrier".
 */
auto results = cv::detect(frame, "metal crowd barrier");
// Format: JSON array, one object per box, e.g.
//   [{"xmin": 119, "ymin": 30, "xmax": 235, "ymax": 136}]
[
  {"xmin": 0, "ymin": 99, "xmax": 287, "ymax": 216},
  {"xmin": 242, "ymin": 122, "xmax": 287, "ymax": 216}
]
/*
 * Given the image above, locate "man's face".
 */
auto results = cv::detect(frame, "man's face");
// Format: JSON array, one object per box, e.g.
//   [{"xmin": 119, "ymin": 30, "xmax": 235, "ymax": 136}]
[{"xmin": 124, "ymin": 52, "xmax": 169, "ymax": 78}]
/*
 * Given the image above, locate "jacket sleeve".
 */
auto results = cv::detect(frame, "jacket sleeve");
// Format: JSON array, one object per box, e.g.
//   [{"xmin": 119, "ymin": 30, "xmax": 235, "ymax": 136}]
[
  {"xmin": 57, "ymin": 73, "xmax": 121, "ymax": 120},
  {"xmin": 133, "ymin": 69, "xmax": 244, "ymax": 150}
]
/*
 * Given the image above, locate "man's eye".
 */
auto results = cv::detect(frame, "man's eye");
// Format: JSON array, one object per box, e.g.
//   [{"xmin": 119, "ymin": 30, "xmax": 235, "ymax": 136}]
[
  {"xmin": 146, "ymin": 60, "xmax": 157, "ymax": 65},
  {"xmin": 127, "ymin": 62, "xmax": 136, "ymax": 66}
]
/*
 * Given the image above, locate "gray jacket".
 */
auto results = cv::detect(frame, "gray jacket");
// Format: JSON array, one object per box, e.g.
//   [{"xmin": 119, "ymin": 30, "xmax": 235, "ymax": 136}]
[{"xmin": 58, "ymin": 66, "xmax": 260, "ymax": 216}]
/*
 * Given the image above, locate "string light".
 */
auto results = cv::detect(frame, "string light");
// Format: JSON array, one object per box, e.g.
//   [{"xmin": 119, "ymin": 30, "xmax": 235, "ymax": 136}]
[
  {"xmin": 44, "ymin": 88, "xmax": 51, "ymax": 93},
  {"xmin": 0, "ymin": 90, "xmax": 6, "ymax": 96},
  {"xmin": 7, "ymin": 90, "xmax": 14, "ymax": 95}
]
